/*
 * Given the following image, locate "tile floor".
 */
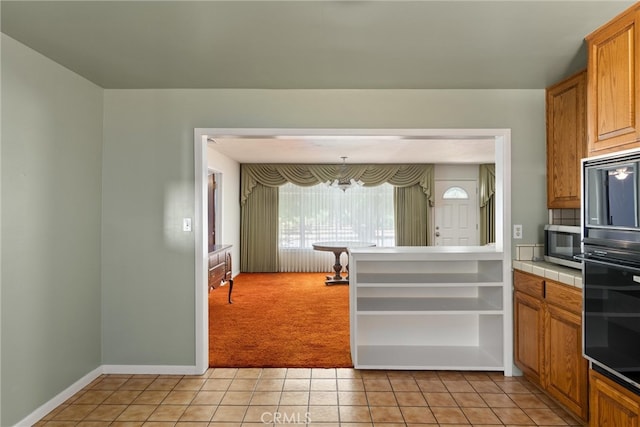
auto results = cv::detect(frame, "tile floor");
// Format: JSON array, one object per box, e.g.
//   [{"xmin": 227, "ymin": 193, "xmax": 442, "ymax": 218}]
[{"xmin": 35, "ymin": 368, "xmax": 585, "ymax": 426}]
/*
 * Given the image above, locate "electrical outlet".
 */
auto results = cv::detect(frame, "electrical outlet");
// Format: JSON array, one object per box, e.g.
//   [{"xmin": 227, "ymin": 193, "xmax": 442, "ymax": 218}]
[
  {"xmin": 513, "ymin": 224, "xmax": 523, "ymax": 239},
  {"xmin": 183, "ymin": 217, "xmax": 192, "ymax": 232}
]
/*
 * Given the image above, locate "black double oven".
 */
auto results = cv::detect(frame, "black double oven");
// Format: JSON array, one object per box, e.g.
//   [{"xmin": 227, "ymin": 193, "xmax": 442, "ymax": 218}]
[{"xmin": 581, "ymin": 149, "xmax": 640, "ymax": 391}]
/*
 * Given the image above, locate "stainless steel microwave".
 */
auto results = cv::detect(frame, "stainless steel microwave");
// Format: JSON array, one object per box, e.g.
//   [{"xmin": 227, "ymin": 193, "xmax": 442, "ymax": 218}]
[{"xmin": 544, "ymin": 224, "xmax": 582, "ymax": 269}]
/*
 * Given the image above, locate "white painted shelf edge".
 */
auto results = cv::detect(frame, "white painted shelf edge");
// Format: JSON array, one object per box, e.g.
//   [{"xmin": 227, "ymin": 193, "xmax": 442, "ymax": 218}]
[{"xmin": 355, "ymin": 345, "xmax": 504, "ymax": 370}]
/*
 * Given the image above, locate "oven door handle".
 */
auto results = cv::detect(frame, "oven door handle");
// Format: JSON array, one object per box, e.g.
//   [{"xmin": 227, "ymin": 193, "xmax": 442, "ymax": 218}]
[{"xmin": 575, "ymin": 254, "xmax": 640, "ymax": 273}]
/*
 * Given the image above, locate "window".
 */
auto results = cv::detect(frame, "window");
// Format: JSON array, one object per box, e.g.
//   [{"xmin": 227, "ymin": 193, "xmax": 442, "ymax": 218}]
[
  {"xmin": 279, "ymin": 182, "xmax": 395, "ymax": 248},
  {"xmin": 442, "ymin": 186, "xmax": 469, "ymax": 199}
]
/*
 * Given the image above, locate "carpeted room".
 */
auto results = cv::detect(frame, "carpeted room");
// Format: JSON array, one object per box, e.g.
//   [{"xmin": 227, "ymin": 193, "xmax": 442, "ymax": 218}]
[{"xmin": 209, "ymin": 272, "xmax": 352, "ymax": 368}]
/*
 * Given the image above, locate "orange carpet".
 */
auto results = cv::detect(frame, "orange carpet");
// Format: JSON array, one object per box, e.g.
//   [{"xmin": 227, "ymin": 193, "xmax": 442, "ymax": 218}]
[{"xmin": 209, "ymin": 272, "xmax": 352, "ymax": 368}]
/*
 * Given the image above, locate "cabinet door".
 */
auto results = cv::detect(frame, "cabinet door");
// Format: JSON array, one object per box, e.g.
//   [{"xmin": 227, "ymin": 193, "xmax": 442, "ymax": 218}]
[
  {"xmin": 514, "ymin": 290, "xmax": 544, "ymax": 384},
  {"xmin": 547, "ymin": 70, "xmax": 586, "ymax": 208},
  {"xmin": 587, "ymin": 6, "xmax": 640, "ymax": 154},
  {"xmin": 545, "ymin": 303, "xmax": 589, "ymax": 421},
  {"xmin": 590, "ymin": 369, "xmax": 640, "ymax": 427}
]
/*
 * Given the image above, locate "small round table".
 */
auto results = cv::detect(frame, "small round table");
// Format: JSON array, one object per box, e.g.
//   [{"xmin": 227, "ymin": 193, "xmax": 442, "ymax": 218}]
[{"xmin": 312, "ymin": 241, "xmax": 376, "ymax": 285}]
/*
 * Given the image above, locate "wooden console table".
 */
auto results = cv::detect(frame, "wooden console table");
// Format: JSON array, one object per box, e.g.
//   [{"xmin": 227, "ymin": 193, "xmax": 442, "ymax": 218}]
[
  {"xmin": 312, "ymin": 241, "xmax": 375, "ymax": 285},
  {"xmin": 208, "ymin": 244, "xmax": 233, "ymax": 303}
]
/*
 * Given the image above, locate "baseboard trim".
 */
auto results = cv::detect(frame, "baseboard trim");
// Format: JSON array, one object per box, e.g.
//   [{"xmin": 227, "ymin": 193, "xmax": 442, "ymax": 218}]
[
  {"xmin": 15, "ymin": 366, "xmax": 103, "ymax": 427},
  {"xmin": 102, "ymin": 364, "xmax": 202, "ymax": 375},
  {"xmin": 15, "ymin": 364, "xmax": 202, "ymax": 426}
]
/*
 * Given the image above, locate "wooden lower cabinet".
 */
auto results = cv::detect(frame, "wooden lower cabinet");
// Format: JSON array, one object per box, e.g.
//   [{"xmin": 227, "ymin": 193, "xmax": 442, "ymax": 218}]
[
  {"xmin": 590, "ymin": 369, "xmax": 640, "ymax": 427},
  {"xmin": 513, "ymin": 270, "xmax": 588, "ymax": 421}
]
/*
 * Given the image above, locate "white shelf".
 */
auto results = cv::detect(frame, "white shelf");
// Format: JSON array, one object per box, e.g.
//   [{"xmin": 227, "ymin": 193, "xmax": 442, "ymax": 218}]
[
  {"xmin": 349, "ymin": 246, "xmax": 509, "ymax": 372},
  {"xmin": 357, "ymin": 297, "xmax": 502, "ymax": 313},
  {"xmin": 355, "ymin": 345, "xmax": 503, "ymax": 370},
  {"xmin": 357, "ymin": 273, "xmax": 502, "ymax": 285}
]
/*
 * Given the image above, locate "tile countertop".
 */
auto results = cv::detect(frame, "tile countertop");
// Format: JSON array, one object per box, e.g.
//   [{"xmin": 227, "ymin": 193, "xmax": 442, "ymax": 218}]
[{"xmin": 513, "ymin": 260, "xmax": 583, "ymax": 289}]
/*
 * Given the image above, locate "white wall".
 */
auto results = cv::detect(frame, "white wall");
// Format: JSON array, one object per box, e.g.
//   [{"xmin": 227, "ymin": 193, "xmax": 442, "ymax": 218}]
[
  {"xmin": 1, "ymin": 35, "xmax": 104, "ymax": 426},
  {"xmin": 101, "ymin": 88, "xmax": 548, "ymax": 366},
  {"xmin": 207, "ymin": 145, "xmax": 241, "ymax": 275}
]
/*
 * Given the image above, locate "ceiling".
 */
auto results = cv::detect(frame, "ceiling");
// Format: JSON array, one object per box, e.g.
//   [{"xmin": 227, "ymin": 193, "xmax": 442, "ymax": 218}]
[
  {"xmin": 2, "ymin": 0, "xmax": 633, "ymax": 164},
  {"xmin": 0, "ymin": 1, "xmax": 633, "ymax": 90},
  {"xmin": 207, "ymin": 135, "xmax": 496, "ymax": 163}
]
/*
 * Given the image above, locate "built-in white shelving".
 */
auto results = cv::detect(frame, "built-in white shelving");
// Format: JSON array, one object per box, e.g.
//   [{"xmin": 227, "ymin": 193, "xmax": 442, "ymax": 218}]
[{"xmin": 349, "ymin": 246, "xmax": 510, "ymax": 373}]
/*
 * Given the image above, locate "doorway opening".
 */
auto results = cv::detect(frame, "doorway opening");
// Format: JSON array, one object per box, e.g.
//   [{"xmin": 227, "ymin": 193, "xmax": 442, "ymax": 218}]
[{"xmin": 193, "ymin": 128, "xmax": 512, "ymax": 373}]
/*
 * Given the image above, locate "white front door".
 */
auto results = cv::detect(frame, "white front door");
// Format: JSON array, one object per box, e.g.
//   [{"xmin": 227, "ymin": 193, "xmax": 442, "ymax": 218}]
[{"xmin": 434, "ymin": 180, "xmax": 479, "ymax": 246}]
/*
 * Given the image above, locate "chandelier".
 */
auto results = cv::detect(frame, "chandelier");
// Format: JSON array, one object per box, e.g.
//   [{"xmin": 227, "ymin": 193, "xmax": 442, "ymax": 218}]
[{"xmin": 327, "ymin": 156, "xmax": 364, "ymax": 192}]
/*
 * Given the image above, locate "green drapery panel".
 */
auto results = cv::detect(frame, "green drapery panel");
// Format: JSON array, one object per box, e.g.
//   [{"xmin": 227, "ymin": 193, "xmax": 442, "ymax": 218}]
[
  {"xmin": 240, "ymin": 163, "xmax": 434, "ymax": 272},
  {"xmin": 394, "ymin": 184, "xmax": 432, "ymax": 246},
  {"xmin": 479, "ymin": 164, "xmax": 496, "ymax": 245},
  {"xmin": 240, "ymin": 183, "xmax": 279, "ymax": 272}
]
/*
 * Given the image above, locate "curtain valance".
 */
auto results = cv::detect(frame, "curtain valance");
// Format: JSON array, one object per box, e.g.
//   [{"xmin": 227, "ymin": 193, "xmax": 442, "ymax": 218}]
[{"xmin": 241, "ymin": 163, "xmax": 434, "ymax": 206}]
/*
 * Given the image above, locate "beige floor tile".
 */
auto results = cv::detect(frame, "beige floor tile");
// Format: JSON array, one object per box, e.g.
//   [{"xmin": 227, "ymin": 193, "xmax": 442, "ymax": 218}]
[
  {"xmin": 221, "ymin": 391, "xmax": 253, "ymax": 405},
  {"xmin": 115, "ymin": 404, "xmax": 157, "ymax": 422},
  {"xmin": 234, "ymin": 368, "xmax": 262, "ymax": 378},
  {"xmin": 132, "ymin": 390, "xmax": 170, "ymax": 405},
  {"xmin": 202, "ymin": 378, "xmax": 233, "ymax": 391},
  {"xmin": 190, "ymin": 390, "xmax": 224, "ymax": 405},
  {"xmin": 451, "ymin": 391, "xmax": 488, "ymax": 407},
  {"xmin": 308, "ymin": 405, "xmax": 339, "ymax": 422},
  {"xmin": 174, "ymin": 378, "xmax": 207, "ymax": 391},
  {"xmin": 250, "ymin": 391, "xmax": 282, "ymax": 405},
  {"xmin": 146, "ymin": 378, "xmax": 180, "ymax": 391},
  {"xmin": 496, "ymin": 381, "xmax": 533, "ymax": 394},
  {"xmin": 338, "ymin": 391, "xmax": 368, "ymax": 406},
  {"xmin": 254, "ymin": 379, "xmax": 284, "ymax": 391},
  {"xmin": 73, "ymin": 391, "xmax": 114, "ymax": 405},
  {"xmin": 312, "ymin": 368, "xmax": 337, "ymax": 378},
  {"xmin": 83, "ymin": 404, "xmax": 128, "ymax": 421},
  {"xmin": 416, "ymin": 379, "xmax": 448, "ymax": 392},
  {"xmin": 370, "ymin": 406, "xmax": 404, "ymax": 423},
  {"xmin": 283, "ymin": 378, "xmax": 310, "ymax": 391},
  {"xmin": 120, "ymin": 378, "xmax": 156, "ymax": 390},
  {"xmin": 285, "ymin": 368, "xmax": 312, "ymax": 378},
  {"xmin": 424, "ymin": 391, "xmax": 457, "ymax": 407},
  {"xmin": 161, "ymin": 391, "xmax": 197, "ymax": 405},
  {"xmin": 178, "ymin": 404, "xmax": 217, "ymax": 422},
  {"xmin": 146, "ymin": 405, "xmax": 187, "ymax": 422},
  {"xmin": 395, "ymin": 391, "xmax": 427, "ymax": 406},
  {"xmin": 278, "ymin": 391, "xmax": 309, "ymax": 405},
  {"xmin": 242, "ymin": 405, "xmax": 278, "ymax": 422},
  {"xmin": 309, "ymin": 391, "xmax": 338, "ymax": 405},
  {"xmin": 365, "ymin": 391, "xmax": 398, "ymax": 406},
  {"xmin": 53, "ymin": 405, "xmax": 98, "ymax": 421},
  {"xmin": 401, "ymin": 406, "xmax": 437, "ymax": 423},
  {"xmin": 431, "ymin": 406, "xmax": 470, "ymax": 424},
  {"xmin": 260, "ymin": 368, "xmax": 288, "ymax": 378},
  {"xmin": 311, "ymin": 378, "xmax": 337, "ymax": 391},
  {"xmin": 228, "ymin": 378, "xmax": 258, "ymax": 391},
  {"xmin": 337, "ymin": 378, "xmax": 365, "ymax": 391},
  {"xmin": 462, "ymin": 407, "xmax": 502, "ymax": 424},
  {"xmin": 389, "ymin": 378, "xmax": 420, "ymax": 392},
  {"xmin": 336, "ymin": 368, "xmax": 361, "ymax": 378},
  {"xmin": 363, "ymin": 379, "xmax": 392, "ymax": 391},
  {"xmin": 339, "ymin": 405, "xmax": 372, "ymax": 422},
  {"xmin": 103, "ymin": 390, "xmax": 143, "ymax": 405},
  {"xmin": 443, "ymin": 380, "xmax": 476, "ymax": 393},
  {"xmin": 510, "ymin": 392, "xmax": 550, "ymax": 408},
  {"xmin": 492, "ymin": 407, "xmax": 536, "ymax": 425},
  {"xmin": 209, "ymin": 368, "xmax": 238, "ymax": 379},
  {"xmin": 523, "ymin": 407, "xmax": 570, "ymax": 425},
  {"xmin": 481, "ymin": 393, "xmax": 517, "ymax": 408},
  {"xmin": 211, "ymin": 405, "xmax": 247, "ymax": 422},
  {"xmin": 470, "ymin": 380, "xmax": 504, "ymax": 393}
]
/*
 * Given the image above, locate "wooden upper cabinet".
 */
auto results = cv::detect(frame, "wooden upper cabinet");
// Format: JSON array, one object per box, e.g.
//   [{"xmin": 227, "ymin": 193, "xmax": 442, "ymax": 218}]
[
  {"xmin": 546, "ymin": 70, "xmax": 587, "ymax": 208},
  {"xmin": 586, "ymin": 4, "xmax": 640, "ymax": 155}
]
